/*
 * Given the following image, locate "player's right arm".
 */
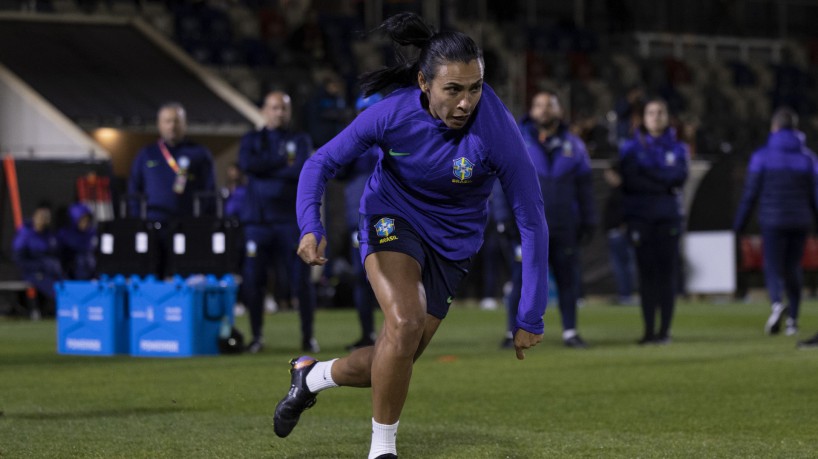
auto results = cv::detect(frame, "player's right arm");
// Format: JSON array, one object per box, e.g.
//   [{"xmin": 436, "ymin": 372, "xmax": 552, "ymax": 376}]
[{"xmin": 296, "ymin": 102, "xmax": 386, "ymax": 249}]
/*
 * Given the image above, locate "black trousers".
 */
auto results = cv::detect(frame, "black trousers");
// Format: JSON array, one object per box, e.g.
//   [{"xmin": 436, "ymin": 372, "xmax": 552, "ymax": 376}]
[{"xmin": 628, "ymin": 219, "xmax": 681, "ymax": 338}]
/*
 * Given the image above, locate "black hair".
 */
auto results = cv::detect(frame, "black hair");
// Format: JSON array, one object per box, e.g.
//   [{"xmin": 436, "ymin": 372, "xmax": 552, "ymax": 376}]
[
  {"xmin": 359, "ymin": 12, "xmax": 484, "ymax": 97},
  {"xmin": 772, "ymin": 106, "xmax": 798, "ymax": 130},
  {"xmin": 642, "ymin": 97, "xmax": 668, "ymax": 115}
]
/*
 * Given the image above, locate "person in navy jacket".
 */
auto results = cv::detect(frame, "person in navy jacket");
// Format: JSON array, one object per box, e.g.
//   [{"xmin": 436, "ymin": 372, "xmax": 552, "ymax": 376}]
[
  {"xmin": 734, "ymin": 107, "xmax": 818, "ymax": 337},
  {"xmin": 222, "ymin": 162, "xmax": 247, "ymax": 220},
  {"xmin": 238, "ymin": 91, "xmax": 317, "ymax": 354},
  {"xmin": 334, "ymin": 93, "xmax": 383, "ymax": 351},
  {"xmin": 57, "ymin": 203, "xmax": 96, "ymax": 280},
  {"xmin": 508, "ymin": 89, "xmax": 596, "ymax": 348},
  {"xmin": 620, "ymin": 98, "xmax": 689, "ymax": 345},
  {"xmin": 13, "ymin": 202, "xmax": 63, "ymax": 311},
  {"xmin": 128, "ymin": 103, "xmax": 216, "ymax": 278},
  {"xmin": 128, "ymin": 102, "xmax": 216, "ymax": 223},
  {"xmin": 274, "ymin": 13, "xmax": 549, "ymax": 458}
]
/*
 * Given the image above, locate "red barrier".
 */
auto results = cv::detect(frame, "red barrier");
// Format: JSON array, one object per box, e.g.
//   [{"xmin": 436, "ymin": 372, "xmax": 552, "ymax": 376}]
[
  {"xmin": 802, "ymin": 237, "xmax": 818, "ymax": 269},
  {"xmin": 739, "ymin": 236, "xmax": 764, "ymax": 272},
  {"xmin": 740, "ymin": 235, "xmax": 818, "ymax": 271}
]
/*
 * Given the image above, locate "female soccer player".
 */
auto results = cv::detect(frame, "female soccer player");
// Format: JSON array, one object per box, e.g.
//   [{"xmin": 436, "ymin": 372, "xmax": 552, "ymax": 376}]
[{"xmin": 274, "ymin": 13, "xmax": 549, "ymax": 458}]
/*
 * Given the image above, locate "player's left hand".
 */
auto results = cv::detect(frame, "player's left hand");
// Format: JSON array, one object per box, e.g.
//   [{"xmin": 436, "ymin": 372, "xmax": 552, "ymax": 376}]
[{"xmin": 513, "ymin": 329, "xmax": 543, "ymax": 360}]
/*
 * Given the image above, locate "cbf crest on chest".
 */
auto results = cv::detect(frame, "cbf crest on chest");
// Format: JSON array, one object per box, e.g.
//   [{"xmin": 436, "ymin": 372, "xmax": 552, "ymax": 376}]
[{"xmin": 452, "ymin": 157, "xmax": 475, "ymax": 183}]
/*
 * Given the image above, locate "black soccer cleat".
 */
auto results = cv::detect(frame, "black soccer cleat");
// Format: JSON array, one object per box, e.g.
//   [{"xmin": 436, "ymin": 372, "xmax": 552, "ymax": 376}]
[
  {"xmin": 563, "ymin": 335, "xmax": 588, "ymax": 349},
  {"xmin": 374, "ymin": 454, "xmax": 398, "ymax": 459},
  {"xmin": 797, "ymin": 332, "xmax": 818, "ymax": 349},
  {"xmin": 274, "ymin": 356, "xmax": 318, "ymax": 438}
]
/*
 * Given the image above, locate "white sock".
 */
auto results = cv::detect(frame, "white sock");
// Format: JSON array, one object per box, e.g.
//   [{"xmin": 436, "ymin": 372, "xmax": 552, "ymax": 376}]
[
  {"xmin": 562, "ymin": 329, "xmax": 577, "ymax": 340},
  {"xmin": 368, "ymin": 418, "xmax": 399, "ymax": 459},
  {"xmin": 305, "ymin": 359, "xmax": 339, "ymax": 393}
]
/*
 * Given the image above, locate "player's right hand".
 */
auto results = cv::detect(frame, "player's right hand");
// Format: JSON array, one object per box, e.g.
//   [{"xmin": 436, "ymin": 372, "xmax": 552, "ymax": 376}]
[
  {"xmin": 513, "ymin": 329, "xmax": 543, "ymax": 360},
  {"xmin": 297, "ymin": 232, "xmax": 328, "ymax": 266}
]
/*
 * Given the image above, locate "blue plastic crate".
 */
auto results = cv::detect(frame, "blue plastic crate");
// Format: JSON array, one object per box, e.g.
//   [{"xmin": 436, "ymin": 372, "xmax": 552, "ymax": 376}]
[
  {"xmin": 129, "ymin": 275, "xmax": 235, "ymax": 357},
  {"xmin": 56, "ymin": 278, "xmax": 129, "ymax": 356}
]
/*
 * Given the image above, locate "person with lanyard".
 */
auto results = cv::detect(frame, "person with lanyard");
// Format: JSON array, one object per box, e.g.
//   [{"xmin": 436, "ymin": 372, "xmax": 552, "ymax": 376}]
[
  {"xmin": 502, "ymin": 89, "xmax": 596, "ymax": 349},
  {"xmin": 238, "ymin": 91, "xmax": 317, "ymax": 354},
  {"xmin": 128, "ymin": 102, "xmax": 216, "ymax": 276},
  {"xmin": 619, "ymin": 97, "xmax": 689, "ymax": 345},
  {"xmin": 272, "ymin": 13, "xmax": 549, "ymax": 459},
  {"xmin": 733, "ymin": 107, "xmax": 818, "ymax": 337}
]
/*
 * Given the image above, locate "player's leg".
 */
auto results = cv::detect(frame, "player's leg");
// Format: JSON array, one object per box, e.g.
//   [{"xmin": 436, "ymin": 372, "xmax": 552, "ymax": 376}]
[
  {"xmin": 282, "ymin": 222, "xmax": 318, "ymax": 351},
  {"xmin": 630, "ymin": 221, "xmax": 657, "ymax": 342},
  {"xmin": 242, "ymin": 225, "xmax": 270, "ymax": 352},
  {"xmin": 655, "ymin": 222, "xmax": 680, "ymax": 342},
  {"xmin": 782, "ymin": 230, "xmax": 807, "ymax": 335},
  {"xmin": 761, "ymin": 228, "xmax": 788, "ymax": 334},
  {"xmin": 362, "ymin": 251, "xmax": 427, "ymax": 424},
  {"xmin": 549, "ymin": 232, "xmax": 583, "ymax": 347}
]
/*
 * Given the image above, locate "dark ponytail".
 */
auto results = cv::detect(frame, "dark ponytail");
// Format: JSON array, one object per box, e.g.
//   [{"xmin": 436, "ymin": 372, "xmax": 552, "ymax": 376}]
[{"xmin": 359, "ymin": 12, "xmax": 484, "ymax": 97}]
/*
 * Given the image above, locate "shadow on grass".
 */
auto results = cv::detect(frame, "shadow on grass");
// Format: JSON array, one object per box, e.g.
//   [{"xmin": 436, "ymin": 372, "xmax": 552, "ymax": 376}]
[{"xmin": 3, "ymin": 406, "xmax": 193, "ymax": 421}]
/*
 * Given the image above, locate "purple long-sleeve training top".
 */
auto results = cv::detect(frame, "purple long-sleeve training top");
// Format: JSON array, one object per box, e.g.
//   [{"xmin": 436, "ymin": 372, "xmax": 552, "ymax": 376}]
[{"xmin": 296, "ymin": 83, "xmax": 550, "ymax": 335}]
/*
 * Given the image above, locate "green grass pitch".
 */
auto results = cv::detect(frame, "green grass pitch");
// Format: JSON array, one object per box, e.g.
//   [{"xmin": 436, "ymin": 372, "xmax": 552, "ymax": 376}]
[{"xmin": 1, "ymin": 299, "xmax": 816, "ymax": 458}]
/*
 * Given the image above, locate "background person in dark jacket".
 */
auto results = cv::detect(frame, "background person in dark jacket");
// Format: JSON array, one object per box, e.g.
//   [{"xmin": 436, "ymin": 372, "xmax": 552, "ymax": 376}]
[
  {"xmin": 334, "ymin": 93, "xmax": 383, "ymax": 351},
  {"xmin": 13, "ymin": 202, "xmax": 63, "ymax": 315},
  {"xmin": 239, "ymin": 90, "xmax": 317, "ymax": 354},
  {"xmin": 57, "ymin": 203, "xmax": 96, "ymax": 280},
  {"xmin": 128, "ymin": 102, "xmax": 216, "ymax": 223},
  {"xmin": 128, "ymin": 102, "xmax": 216, "ymax": 278},
  {"xmin": 620, "ymin": 98, "xmax": 689, "ymax": 345},
  {"xmin": 603, "ymin": 161, "xmax": 636, "ymax": 305},
  {"xmin": 508, "ymin": 90, "xmax": 597, "ymax": 348},
  {"xmin": 733, "ymin": 107, "xmax": 818, "ymax": 337}
]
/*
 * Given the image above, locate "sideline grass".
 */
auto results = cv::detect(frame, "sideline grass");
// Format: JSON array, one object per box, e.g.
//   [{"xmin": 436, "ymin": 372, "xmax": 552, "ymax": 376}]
[{"xmin": 1, "ymin": 299, "xmax": 816, "ymax": 458}]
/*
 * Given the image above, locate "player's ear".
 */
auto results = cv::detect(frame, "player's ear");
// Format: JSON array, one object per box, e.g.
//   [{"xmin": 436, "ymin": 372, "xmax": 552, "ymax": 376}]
[{"xmin": 418, "ymin": 72, "xmax": 429, "ymax": 93}]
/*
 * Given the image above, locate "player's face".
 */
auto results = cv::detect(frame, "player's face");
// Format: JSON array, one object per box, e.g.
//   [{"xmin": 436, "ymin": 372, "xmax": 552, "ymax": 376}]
[
  {"xmin": 419, "ymin": 59, "xmax": 484, "ymax": 130},
  {"xmin": 529, "ymin": 93, "xmax": 562, "ymax": 128},
  {"xmin": 644, "ymin": 101, "xmax": 669, "ymax": 136},
  {"xmin": 157, "ymin": 107, "xmax": 187, "ymax": 145},
  {"xmin": 262, "ymin": 92, "xmax": 292, "ymax": 129}
]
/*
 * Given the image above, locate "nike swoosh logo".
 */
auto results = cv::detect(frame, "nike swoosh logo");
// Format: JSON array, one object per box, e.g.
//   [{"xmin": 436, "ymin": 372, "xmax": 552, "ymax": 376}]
[
  {"xmin": 446, "ymin": 296, "xmax": 453, "ymax": 304},
  {"xmin": 389, "ymin": 149, "xmax": 411, "ymax": 157}
]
